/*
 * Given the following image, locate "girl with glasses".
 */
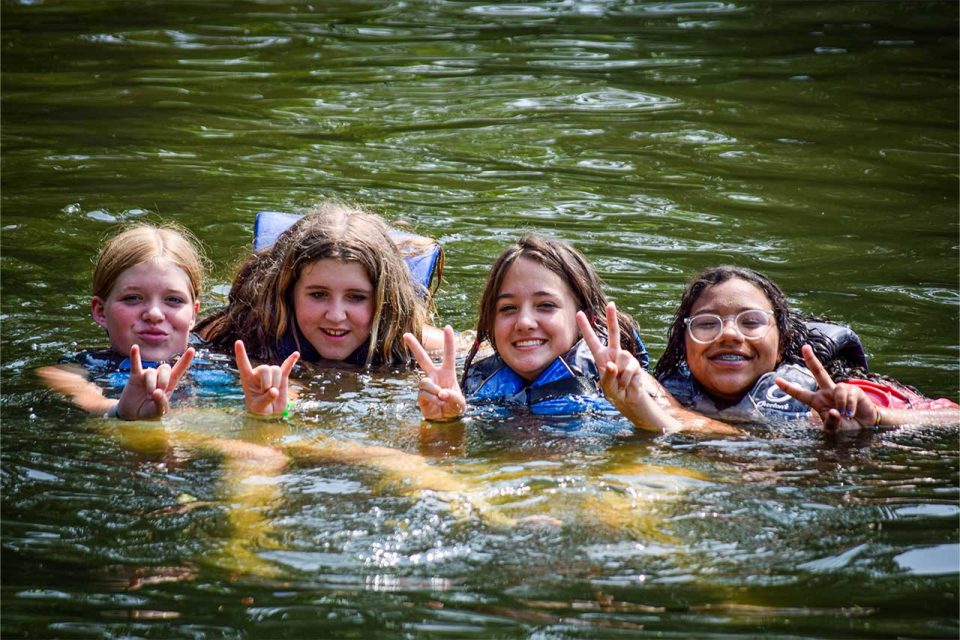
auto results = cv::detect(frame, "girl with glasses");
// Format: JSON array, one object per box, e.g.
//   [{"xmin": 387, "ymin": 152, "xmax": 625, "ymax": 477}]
[{"xmin": 653, "ymin": 265, "xmax": 958, "ymax": 429}]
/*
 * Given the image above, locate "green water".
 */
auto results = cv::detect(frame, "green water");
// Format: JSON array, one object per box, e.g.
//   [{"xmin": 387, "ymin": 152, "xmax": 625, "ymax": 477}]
[{"xmin": 2, "ymin": 1, "xmax": 958, "ymax": 638}]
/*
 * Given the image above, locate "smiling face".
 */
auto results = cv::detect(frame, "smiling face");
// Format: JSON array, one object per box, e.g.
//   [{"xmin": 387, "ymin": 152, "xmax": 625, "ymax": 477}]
[
  {"xmin": 293, "ymin": 259, "xmax": 375, "ymax": 361},
  {"xmin": 91, "ymin": 258, "xmax": 199, "ymax": 362},
  {"xmin": 492, "ymin": 257, "xmax": 580, "ymax": 382},
  {"xmin": 684, "ymin": 277, "xmax": 780, "ymax": 406}
]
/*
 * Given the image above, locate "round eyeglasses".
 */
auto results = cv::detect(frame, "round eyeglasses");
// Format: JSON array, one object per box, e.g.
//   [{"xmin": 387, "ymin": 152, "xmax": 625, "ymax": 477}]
[{"xmin": 683, "ymin": 309, "xmax": 775, "ymax": 344}]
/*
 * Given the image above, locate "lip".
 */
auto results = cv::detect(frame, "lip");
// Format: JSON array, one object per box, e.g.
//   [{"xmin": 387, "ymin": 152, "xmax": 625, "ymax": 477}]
[
  {"xmin": 319, "ymin": 328, "xmax": 350, "ymax": 340},
  {"xmin": 707, "ymin": 351, "xmax": 752, "ymax": 366},
  {"xmin": 512, "ymin": 338, "xmax": 547, "ymax": 350},
  {"xmin": 137, "ymin": 329, "xmax": 169, "ymax": 344}
]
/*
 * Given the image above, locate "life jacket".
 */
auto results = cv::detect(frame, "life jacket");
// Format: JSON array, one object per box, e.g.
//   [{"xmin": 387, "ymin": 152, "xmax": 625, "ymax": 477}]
[
  {"xmin": 806, "ymin": 321, "xmax": 869, "ymax": 371},
  {"xmin": 253, "ymin": 210, "xmax": 443, "ymax": 296},
  {"xmin": 844, "ymin": 379, "xmax": 959, "ymax": 411},
  {"xmin": 462, "ymin": 340, "xmax": 618, "ymax": 417},
  {"xmin": 658, "ymin": 362, "xmax": 816, "ymax": 423},
  {"xmin": 66, "ymin": 338, "xmax": 239, "ymax": 397}
]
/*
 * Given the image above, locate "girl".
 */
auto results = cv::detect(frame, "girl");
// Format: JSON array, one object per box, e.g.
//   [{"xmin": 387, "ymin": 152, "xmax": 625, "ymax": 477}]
[
  {"xmin": 653, "ymin": 265, "xmax": 959, "ymax": 429},
  {"xmin": 404, "ymin": 234, "xmax": 735, "ymax": 435},
  {"xmin": 38, "ymin": 222, "xmax": 294, "ymax": 419},
  {"xmin": 196, "ymin": 202, "xmax": 443, "ymax": 380}
]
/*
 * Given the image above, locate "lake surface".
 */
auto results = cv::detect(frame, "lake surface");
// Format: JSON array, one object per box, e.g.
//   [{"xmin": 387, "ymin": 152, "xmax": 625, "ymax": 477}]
[{"xmin": 2, "ymin": 1, "xmax": 957, "ymax": 638}]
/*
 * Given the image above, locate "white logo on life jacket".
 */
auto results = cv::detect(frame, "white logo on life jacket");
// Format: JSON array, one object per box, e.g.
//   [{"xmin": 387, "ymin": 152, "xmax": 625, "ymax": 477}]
[{"xmin": 763, "ymin": 382, "xmax": 793, "ymax": 405}]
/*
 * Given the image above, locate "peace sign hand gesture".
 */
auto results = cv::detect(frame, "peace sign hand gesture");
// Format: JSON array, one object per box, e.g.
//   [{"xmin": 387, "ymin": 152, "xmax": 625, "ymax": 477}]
[
  {"xmin": 775, "ymin": 344, "xmax": 876, "ymax": 431},
  {"xmin": 404, "ymin": 326, "xmax": 466, "ymax": 422},
  {"xmin": 116, "ymin": 344, "xmax": 195, "ymax": 420},
  {"xmin": 235, "ymin": 340, "xmax": 300, "ymax": 416},
  {"xmin": 576, "ymin": 302, "xmax": 679, "ymax": 433}
]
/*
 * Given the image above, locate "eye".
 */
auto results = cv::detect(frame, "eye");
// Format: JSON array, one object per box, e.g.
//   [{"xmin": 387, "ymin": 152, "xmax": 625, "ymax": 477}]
[
  {"xmin": 497, "ymin": 304, "xmax": 516, "ymax": 314},
  {"xmin": 347, "ymin": 293, "xmax": 369, "ymax": 303},
  {"xmin": 537, "ymin": 301, "xmax": 558, "ymax": 311},
  {"xmin": 120, "ymin": 294, "xmax": 143, "ymax": 304},
  {"xmin": 692, "ymin": 317, "xmax": 720, "ymax": 330},
  {"xmin": 309, "ymin": 290, "xmax": 329, "ymax": 300},
  {"xmin": 165, "ymin": 296, "xmax": 187, "ymax": 305}
]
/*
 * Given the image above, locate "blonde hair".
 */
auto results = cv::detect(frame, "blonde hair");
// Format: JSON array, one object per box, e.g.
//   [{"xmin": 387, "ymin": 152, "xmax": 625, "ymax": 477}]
[
  {"xmin": 93, "ymin": 223, "xmax": 204, "ymax": 301},
  {"xmin": 197, "ymin": 202, "xmax": 437, "ymax": 366}
]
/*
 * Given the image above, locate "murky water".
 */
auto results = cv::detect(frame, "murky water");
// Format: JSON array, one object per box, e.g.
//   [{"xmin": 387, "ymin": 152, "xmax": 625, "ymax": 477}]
[{"xmin": 2, "ymin": 1, "xmax": 957, "ymax": 637}]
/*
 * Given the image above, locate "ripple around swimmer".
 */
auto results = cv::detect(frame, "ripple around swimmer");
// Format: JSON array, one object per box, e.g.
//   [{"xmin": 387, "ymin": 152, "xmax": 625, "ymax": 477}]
[{"xmin": 509, "ymin": 89, "xmax": 678, "ymax": 113}]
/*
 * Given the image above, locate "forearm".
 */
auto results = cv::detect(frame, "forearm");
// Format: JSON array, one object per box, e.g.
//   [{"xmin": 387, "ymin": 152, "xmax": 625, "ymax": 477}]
[
  {"xmin": 875, "ymin": 406, "xmax": 960, "ymax": 427},
  {"xmin": 37, "ymin": 365, "xmax": 117, "ymax": 416}
]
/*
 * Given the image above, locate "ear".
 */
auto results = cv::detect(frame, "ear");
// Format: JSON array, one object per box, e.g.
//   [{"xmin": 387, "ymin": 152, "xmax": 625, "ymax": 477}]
[
  {"xmin": 91, "ymin": 296, "xmax": 108, "ymax": 330},
  {"xmin": 190, "ymin": 300, "xmax": 200, "ymax": 329}
]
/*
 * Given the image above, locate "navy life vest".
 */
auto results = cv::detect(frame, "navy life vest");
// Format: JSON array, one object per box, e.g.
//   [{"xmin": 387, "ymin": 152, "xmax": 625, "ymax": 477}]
[
  {"xmin": 253, "ymin": 211, "xmax": 443, "ymax": 296},
  {"xmin": 462, "ymin": 340, "xmax": 619, "ymax": 417}
]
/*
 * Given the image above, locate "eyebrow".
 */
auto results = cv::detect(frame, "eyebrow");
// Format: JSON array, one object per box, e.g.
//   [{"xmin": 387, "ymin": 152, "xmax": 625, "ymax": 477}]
[{"xmin": 496, "ymin": 290, "xmax": 561, "ymax": 300}]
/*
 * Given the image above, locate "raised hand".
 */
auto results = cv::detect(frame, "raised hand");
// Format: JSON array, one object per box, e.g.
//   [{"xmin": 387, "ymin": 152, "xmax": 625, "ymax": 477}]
[
  {"xmin": 775, "ymin": 344, "xmax": 876, "ymax": 430},
  {"xmin": 235, "ymin": 340, "xmax": 299, "ymax": 416},
  {"xmin": 116, "ymin": 344, "xmax": 195, "ymax": 420},
  {"xmin": 576, "ymin": 303, "xmax": 681, "ymax": 433},
  {"xmin": 403, "ymin": 326, "xmax": 466, "ymax": 421}
]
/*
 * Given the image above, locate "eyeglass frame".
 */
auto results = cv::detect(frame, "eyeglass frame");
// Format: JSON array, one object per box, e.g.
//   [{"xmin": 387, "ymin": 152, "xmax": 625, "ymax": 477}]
[{"xmin": 683, "ymin": 309, "xmax": 776, "ymax": 344}]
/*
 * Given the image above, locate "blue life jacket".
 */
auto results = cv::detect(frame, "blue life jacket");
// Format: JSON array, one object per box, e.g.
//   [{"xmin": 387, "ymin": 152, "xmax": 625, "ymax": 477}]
[
  {"xmin": 253, "ymin": 211, "xmax": 443, "ymax": 296},
  {"xmin": 659, "ymin": 362, "xmax": 816, "ymax": 423},
  {"xmin": 66, "ymin": 339, "xmax": 239, "ymax": 398},
  {"xmin": 462, "ymin": 340, "xmax": 619, "ymax": 417}
]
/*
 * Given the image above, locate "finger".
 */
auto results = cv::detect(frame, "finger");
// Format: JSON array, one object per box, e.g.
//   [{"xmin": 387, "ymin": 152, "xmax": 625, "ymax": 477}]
[
  {"xmin": 234, "ymin": 340, "xmax": 256, "ymax": 380},
  {"xmin": 442, "ymin": 326, "xmax": 457, "ymax": 372},
  {"xmin": 418, "ymin": 377, "xmax": 443, "ymax": 397},
  {"xmin": 801, "ymin": 344, "xmax": 835, "ymax": 391},
  {"xmin": 599, "ymin": 360, "xmax": 619, "ymax": 390},
  {"xmin": 576, "ymin": 311, "xmax": 604, "ymax": 357},
  {"xmin": 257, "ymin": 366, "xmax": 273, "ymax": 392},
  {"xmin": 129, "ymin": 344, "xmax": 143, "ymax": 377},
  {"xmin": 155, "ymin": 363, "xmax": 172, "ymax": 391},
  {"xmin": 775, "ymin": 376, "xmax": 816, "ymax": 405},
  {"xmin": 605, "ymin": 302, "xmax": 621, "ymax": 354},
  {"xmin": 151, "ymin": 388, "xmax": 169, "ymax": 416},
  {"xmin": 404, "ymin": 332, "xmax": 437, "ymax": 374},
  {"xmin": 167, "ymin": 347, "xmax": 195, "ymax": 390},
  {"xmin": 142, "ymin": 367, "xmax": 158, "ymax": 394},
  {"xmin": 822, "ymin": 408, "xmax": 841, "ymax": 430},
  {"xmin": 279, "ymin": 351, "xmax": 300, "ymax": 380}
]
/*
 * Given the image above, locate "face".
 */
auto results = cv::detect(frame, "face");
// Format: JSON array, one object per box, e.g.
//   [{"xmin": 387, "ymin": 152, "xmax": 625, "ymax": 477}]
[
  {"xmin": 492, "ymin": 257, "xmax": 580, "ymax": 382},
  {"xmin": 91, "ymin": 259, "xmax": 199, "ymax": 362},
  {"xmin": 293, "ymin": 259, "xmax": 375, "ymax": 361},
  {"xmin": 684, "ymin": 278, "xmax": 780, "ymax": 406}
]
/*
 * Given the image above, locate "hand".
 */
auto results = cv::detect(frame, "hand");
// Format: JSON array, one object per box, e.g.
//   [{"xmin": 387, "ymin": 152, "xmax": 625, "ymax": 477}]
[
  {"xmin": 116, "ymin": 344, "xmax": 195, "ymax": 420},
  {"xmin": 576, "ymin": 303, "xmax": 681, "ymax": 433},
  {"xmin": 404, "ymin": 326, "xmax": 466, "ymax": 421},
  {"xmin": 775, "ymin": 344, "xmax": 877, "ymax": 431},
  {"xmin": 576, "ymin": 302, "xmax": 646, "ymax": 411},
  {"xmin": 235, "ymin": 340, "xmax": 299, "ymax": 416}
]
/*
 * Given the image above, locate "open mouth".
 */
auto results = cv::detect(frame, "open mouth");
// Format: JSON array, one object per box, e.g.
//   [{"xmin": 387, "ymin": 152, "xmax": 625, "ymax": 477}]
[
  {"xmin": 321, "ymin": 328, "xmax": 350, "ymax": 338},
  {"xmin": 710, "ymin": 353, "xmax": 749, "ymax": 362},
  {"xmin": 513, "ymin": 338, "xmax": 546, "ymax": 349}
]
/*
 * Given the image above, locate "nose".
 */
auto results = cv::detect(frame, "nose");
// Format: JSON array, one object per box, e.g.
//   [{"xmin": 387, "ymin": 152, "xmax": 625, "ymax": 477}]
[
  {"xmin": 718, "ymin": 317, "xmax": 742, "ymax": 340},
  {"xmin": 324, "ymin": 298, "xmax": 347, "ymax": 322},
  {"xmin": 516, "ymin": 306, "xmax": 537, "ymax": 331},
  {"xmin": 142, "ymin": 303, "xmax": 164, "ymax": 322}
]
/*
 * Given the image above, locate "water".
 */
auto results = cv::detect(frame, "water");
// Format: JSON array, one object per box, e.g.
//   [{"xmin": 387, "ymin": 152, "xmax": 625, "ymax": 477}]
[{"xmin": 2, "ymin": 1, "xmax": 957, "ymax": 637}]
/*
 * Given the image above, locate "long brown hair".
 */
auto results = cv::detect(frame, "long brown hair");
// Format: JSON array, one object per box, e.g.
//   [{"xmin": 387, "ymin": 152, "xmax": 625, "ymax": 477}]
[
  {"xmin": 197, "ymin": 202, "xmax": 434, "ymax": 366},
  {"xmin": 462, "ymin": 233, "xmax": 643, "ymax": 381}
]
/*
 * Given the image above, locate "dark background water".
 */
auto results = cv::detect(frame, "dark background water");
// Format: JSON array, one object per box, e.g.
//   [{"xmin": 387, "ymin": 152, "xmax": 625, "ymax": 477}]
[{"xmin": 2, "ymin": 1, "xmax": 958, "ymax": 638}]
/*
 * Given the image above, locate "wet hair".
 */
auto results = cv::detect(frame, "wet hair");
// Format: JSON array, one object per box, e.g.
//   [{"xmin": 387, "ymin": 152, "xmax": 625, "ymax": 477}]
[
  {"xmin": 196, "ymin": 201, "xmax": 434, "ymax": 367},
  {"xmin": 462, "ymin": 233, "xmax": 643, "ymax": 382},
  {"xmin": 653, "ymin": 265, "xmax": 853, "ymax": 384},
  {"xmin": 93, "ymin": 223, "xmax": 204, "ymax": 302}
]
